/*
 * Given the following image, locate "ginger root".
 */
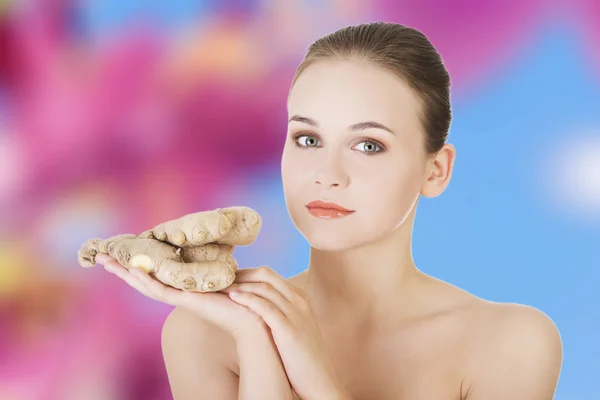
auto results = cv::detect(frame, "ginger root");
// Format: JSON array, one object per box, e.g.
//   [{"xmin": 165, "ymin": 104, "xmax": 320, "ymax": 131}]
[
  {"xmin": 139, "ymin": 206, "xmax": 261, "ymax": 247},
  {"xmin": 77, "ymin": 206, "xmax": 262, "ymax": 292}
]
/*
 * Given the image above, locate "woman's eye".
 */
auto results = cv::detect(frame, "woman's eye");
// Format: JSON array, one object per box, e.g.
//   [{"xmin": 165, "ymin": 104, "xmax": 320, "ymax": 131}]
[
  {"xmin": 354, "ymin": 141, "xmax": 382, "ymax": 153},
  {"xmin": 292, "ymin": 134, "xmax": 383, "ymax": 155},
  {"xmin": 296, "ymin": 135, "xmax": 320, "ymax": 147}
]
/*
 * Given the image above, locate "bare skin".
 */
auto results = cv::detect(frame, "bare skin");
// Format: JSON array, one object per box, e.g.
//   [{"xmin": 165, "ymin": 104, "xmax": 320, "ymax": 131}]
[
  {"xmin": 163, "ymin": 264, "xmax": 560, "ymax": 400},
  {"xmin": 159, "ymin": 58, "xmax": 562, "ymax": 399},
  {"xmin": 162, "ymin": 215, "xmax": 562, "ymax": 400},
  {"xmin": 283, "ymin": 271, "xmax": 561, "ymax": 399}
]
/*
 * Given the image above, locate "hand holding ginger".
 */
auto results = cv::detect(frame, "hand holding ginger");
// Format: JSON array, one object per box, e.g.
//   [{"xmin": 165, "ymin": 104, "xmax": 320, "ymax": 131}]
[{"xmin": 77, "ymin": 206, "xmax": 262, "ymax": 292}]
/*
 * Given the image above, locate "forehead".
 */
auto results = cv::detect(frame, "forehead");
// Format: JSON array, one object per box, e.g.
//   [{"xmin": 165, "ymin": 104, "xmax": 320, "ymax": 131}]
[{"xmin": 287, "ymin": 59, "xmax": 422, "ymax": 132}]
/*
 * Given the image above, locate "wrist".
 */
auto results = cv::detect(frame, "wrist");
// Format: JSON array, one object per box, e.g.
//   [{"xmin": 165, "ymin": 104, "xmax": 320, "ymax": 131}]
[{"xmin": 233, "ymin": 321, "xmax": 293, "ymax": 400}]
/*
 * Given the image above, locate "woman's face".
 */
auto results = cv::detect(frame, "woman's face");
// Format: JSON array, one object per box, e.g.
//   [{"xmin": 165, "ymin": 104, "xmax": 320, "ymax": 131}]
[{"xmin": 282, "ymin": 59, "xmax": 431, "ymax": 251}]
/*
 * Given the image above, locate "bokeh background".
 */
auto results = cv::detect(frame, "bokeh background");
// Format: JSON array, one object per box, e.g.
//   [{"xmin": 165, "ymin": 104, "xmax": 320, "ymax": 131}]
[{"xmin": 0, "ymin": 0, "xmax": 598, "ymax": 399}]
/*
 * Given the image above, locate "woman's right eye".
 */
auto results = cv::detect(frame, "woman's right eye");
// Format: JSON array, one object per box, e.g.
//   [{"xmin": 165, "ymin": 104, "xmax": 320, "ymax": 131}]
[{"xmin": 293, "ymin": 134, "xmax": 320, "ymax": 148}]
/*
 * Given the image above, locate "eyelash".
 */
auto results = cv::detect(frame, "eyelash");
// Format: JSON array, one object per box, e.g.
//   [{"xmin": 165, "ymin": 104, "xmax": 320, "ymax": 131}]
[{"xmin": 290, "ymin": 131, "xmax": 385, "ymax": 156}]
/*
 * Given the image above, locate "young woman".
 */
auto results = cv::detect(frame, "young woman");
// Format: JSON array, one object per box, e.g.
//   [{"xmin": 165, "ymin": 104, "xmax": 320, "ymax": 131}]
[{"xmin": 98, "ymin": 22, "xmax": 563, "ymax": 399}]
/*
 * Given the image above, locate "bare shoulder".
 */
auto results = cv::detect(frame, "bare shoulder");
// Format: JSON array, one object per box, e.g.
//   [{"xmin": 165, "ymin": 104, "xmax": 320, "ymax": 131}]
[
  {"xmin": 467, "ymin": 300, "xmax": 563, "ymax": 357},
  {"xmin": 161, "ymin": 307, "xmax": 238, "ymax": 399},
  {"xmin": 162, "ymin": 306, "xmax": 237, "ymax": 370},
  {"xmin": 462, "ymin": 300, "xmax": 563, "ymax": 399}
]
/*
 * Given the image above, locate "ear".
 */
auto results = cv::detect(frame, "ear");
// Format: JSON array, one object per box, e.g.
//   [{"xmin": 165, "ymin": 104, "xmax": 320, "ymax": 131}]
[{"xmin": 420, "ymin": 143, "xmax": 456, "ymax": 198}]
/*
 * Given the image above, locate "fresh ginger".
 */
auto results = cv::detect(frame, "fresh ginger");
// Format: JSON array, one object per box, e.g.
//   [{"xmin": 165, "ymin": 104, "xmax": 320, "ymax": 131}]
[
  {"xmin": 139, "ymin": 206, "xmax": 262, "ymax": 247},
  {"xmin": 77, "ymin": 206, "xmax": 262, "ymax": 292}
]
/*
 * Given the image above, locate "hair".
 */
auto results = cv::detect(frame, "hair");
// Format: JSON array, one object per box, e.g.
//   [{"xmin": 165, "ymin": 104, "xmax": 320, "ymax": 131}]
[{"xmin": 290, "ymin": 21, "xmax": 452, "ymax": 155}]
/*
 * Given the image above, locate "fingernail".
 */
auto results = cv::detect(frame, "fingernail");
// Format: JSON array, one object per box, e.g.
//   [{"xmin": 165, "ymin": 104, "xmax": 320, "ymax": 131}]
[
  {"xmin": 229, "ymin": 291, "xmax": 240, "ymax": 299},
  {"xmin": 130, "ymin": 268, "xmax": 144, "ymax": 276}
]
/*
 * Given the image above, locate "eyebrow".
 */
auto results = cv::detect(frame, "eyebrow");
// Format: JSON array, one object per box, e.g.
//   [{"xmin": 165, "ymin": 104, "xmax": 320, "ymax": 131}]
[{"xmin": 288, "ymin": 115, "xmax": 396, "ymax": 136}]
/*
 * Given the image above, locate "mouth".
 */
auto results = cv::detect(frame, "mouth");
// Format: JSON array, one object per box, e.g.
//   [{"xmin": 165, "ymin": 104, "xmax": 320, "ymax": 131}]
[{"xmin": 305, "ymin": 200, "xmax": 354, "ymax": 219}]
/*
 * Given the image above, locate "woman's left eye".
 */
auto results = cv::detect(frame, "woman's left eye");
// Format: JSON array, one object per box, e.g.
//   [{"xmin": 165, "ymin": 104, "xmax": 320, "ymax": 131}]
[{"xmin": 354, "ymin": 141, "xmax": 383, "ymax": 154}]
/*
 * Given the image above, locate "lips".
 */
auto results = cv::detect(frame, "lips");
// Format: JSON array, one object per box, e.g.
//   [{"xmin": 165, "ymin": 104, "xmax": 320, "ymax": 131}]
[
  {"xmin": 306, "ymin": 200, "xmax": 353, "ymax": 212},
  {"xmin": 305, "ymin": 200, "xmax": 354, "ymax": 219}
]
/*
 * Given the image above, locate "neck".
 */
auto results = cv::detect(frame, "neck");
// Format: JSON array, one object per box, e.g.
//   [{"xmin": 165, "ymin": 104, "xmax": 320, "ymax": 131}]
[{"xmin": 304, "ymin": 208, "xmax": 421, "ymax": 322}]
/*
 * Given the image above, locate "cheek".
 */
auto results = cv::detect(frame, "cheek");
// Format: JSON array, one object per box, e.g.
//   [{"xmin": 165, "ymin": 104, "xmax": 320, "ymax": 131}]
[
  {"xmin": 281, "ymin": 149, "xmax": 311, "ymax": 206},
  {"xmin": 353, "ymin": 162, "xmax": 422, "ymax": 227}
]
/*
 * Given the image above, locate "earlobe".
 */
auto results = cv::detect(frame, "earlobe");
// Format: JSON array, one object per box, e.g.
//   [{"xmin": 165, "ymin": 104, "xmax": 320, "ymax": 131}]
[
  {"xmin": 420, "ymin": 171, "xmax": 444, "ymax": 198},
  {"xmin": 419, "ymin": 144, "xmax": 456, "ymax": 198}
]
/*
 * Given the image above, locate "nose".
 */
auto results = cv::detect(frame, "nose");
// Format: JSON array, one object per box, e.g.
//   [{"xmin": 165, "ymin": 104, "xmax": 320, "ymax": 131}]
[{"xmin": 313, "ymin": 154, "xmax": 349, "ymax": 188}]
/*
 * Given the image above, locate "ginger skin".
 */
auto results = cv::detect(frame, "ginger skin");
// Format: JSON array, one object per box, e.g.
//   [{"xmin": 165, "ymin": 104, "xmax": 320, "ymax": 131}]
[
  {"xmin": 139, "ymin": 207, "xmax": 262, "ymax": 247},
  {"xmin": 77, "ymin": 206, "xmax": 262, "ymax": 292}
]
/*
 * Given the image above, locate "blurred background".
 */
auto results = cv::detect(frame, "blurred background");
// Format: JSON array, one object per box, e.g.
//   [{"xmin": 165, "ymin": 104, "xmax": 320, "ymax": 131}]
[{"xmin": 0, "ymin": 0, "xmax": 598, "ymax": 399}]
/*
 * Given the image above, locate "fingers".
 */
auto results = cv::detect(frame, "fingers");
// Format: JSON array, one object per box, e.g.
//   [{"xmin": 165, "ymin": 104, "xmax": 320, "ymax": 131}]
[
  {"xmin": 223, "ymin": 281, "xmax": 295, "ymax": 319},
  {"xmin": 102, "ymin": 257, "xmax": 148, "ymax": 293},
  {"xmin": 235, "ymin": 266, "xmax": 305, "ymax": 305},
  {"xmin": 228, "ymin": 289, "xmax": 290, "ymax": 331},
  {"xmin": 99, "ymin": 255, "xmax": 184, "ymax": 307}
]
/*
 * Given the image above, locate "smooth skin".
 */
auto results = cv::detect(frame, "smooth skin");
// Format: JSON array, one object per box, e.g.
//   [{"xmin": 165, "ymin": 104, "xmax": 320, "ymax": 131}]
[{"xmin": 99, "ymin": 58, "xmax": 562, "ymax": 399}]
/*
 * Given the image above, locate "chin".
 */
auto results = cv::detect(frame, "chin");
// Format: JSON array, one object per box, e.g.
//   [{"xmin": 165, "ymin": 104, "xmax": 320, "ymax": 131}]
[
  {"xmin": 298, "ymin": 222, "xmax": 365, "ymax": 252},
  {"xmin": 307, "ymin": 235, "xmax": 358, "ymax": 252},
  {"xmin": 289, "ymin": 206, "xmax": 374, "ymax": 251}
]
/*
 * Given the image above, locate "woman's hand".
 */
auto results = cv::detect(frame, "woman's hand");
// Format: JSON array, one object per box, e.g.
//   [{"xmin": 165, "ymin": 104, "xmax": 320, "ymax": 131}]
[
  {"xmin": 222, "ymin": 266, "xmax": 351, "ymax": 400},
  {"xmin": 96, "ymin": 254, "xmax": 266, "ymax": 338}
]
